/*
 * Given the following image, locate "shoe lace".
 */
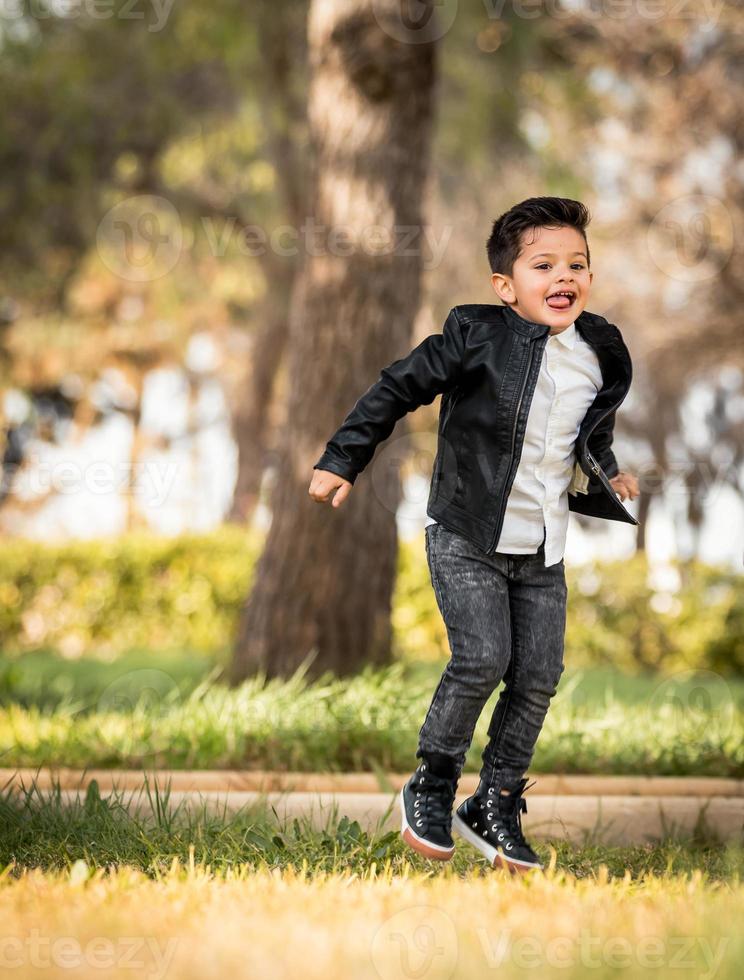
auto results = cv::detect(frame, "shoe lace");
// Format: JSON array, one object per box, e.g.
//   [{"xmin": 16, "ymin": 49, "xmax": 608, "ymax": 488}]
[
  {"xmin": 416, "ymin": 768, "xmax": 457, "ymax": 829},
  {"xmin": 498, "ymin": 779, "xmax": 536, "ymax": 846}
]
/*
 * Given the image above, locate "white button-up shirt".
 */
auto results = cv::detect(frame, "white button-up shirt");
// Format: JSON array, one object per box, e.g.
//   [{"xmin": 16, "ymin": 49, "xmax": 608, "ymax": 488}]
[{"xmin": 425, "ymin": 320, "xmax": 603, "ymax": 568}]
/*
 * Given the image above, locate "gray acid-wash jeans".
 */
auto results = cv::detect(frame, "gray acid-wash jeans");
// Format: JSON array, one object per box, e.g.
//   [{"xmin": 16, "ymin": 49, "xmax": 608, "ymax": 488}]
[{"xmin": 417, "ymin": 522, "xmax": 567, "ymax": 794}]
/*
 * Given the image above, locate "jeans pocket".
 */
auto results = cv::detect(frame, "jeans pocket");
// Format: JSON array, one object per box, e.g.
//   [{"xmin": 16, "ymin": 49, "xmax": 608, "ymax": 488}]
[{"xmin": 426, "ymin": 533, "xmax": 452, "ymax": 625}]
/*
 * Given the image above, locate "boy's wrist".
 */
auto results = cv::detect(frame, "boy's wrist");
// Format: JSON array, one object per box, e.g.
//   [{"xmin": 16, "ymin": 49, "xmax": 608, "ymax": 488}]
[{"xmin": 313, "ymin": 455, "xmax": 358, "ymax": 485}]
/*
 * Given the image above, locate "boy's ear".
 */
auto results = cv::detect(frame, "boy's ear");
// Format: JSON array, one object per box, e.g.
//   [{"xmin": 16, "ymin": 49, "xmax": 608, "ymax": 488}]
[{"xmin": 491, "ymin": 272, "xmax": 514, "ymax": 305}]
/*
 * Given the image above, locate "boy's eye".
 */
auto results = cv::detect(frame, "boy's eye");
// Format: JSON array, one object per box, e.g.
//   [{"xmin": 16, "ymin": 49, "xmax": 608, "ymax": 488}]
[{"xmin": 534, "ymin": 263, "xmax": 585, "ymax": 270}]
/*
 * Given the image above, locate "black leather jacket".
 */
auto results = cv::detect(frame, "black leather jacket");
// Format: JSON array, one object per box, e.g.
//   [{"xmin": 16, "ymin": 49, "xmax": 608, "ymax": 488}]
[{"xmin": 314, "ymin": 303, "xmax": 639, "ymax": 555}]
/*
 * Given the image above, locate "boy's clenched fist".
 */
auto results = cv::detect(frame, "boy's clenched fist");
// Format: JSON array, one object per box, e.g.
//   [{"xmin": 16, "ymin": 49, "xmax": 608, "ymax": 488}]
[{"xmin": 308, "ymin": 469, "xmax": 353, "ymax": 508}]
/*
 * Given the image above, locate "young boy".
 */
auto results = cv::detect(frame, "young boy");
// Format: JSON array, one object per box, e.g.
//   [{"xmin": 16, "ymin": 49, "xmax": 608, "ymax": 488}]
[{"xmin": 309, "ymin": 197, "xmax": 640, "ymax": 874}]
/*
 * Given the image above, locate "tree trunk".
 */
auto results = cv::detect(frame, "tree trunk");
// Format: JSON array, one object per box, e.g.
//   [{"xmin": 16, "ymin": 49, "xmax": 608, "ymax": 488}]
[{"xmin": 230, "ymin": 0, "xmax": 438, "ymax": 682}]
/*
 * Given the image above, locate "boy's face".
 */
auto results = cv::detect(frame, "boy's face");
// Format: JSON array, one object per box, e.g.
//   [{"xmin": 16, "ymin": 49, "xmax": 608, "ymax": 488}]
[{"xmin": 490, "ymin": 224, "xmax": 592, "ymax": 330}]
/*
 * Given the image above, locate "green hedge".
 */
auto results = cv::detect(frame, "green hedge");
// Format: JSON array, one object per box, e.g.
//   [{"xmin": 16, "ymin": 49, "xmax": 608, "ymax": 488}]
[
  {"xmin": 0, "ymin": 527, "xmax": 741, "ymax": 675},
  {"xmin": 0, "ymin": 527, "xmax": 257, "ymax": 658}
]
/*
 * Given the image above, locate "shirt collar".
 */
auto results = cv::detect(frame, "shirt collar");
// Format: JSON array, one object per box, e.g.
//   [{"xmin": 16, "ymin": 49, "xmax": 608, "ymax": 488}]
[{"xmin": 550, "ymin": 321, "xmax": 576, "ymax": 349}]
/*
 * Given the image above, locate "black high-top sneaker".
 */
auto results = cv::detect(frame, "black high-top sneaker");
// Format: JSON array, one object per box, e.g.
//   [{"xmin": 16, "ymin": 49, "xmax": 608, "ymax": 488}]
[
  {"xmin": 452, "ymin": 777, "xmax": 543, "ymax": 874},
  {"xmin": 399, "ymin": 759, "xmax": 458, "ymax": 861}
]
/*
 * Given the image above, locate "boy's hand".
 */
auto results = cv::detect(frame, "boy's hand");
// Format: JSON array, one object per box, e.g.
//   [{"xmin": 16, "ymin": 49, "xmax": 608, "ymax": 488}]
[
  {"xmin": 609, "ymin": 470, "xmax": 640, "ymax": 502},
  {"xmin": 308, "ymin": 469, "xmax": 353, "ymax": 508}
]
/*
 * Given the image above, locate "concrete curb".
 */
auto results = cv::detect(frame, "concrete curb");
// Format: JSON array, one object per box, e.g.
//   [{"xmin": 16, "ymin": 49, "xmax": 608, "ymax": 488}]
[
  {"xmin": 4, "ymin": 769, "xmax": 743, "ymax": 844},
  {"xmin": 3, "ymin": 768, "xmax": 743, "ymax": 796},
  {"xmin": 39, "ymin": 790, "xmax": 744, "ymax": 845}
]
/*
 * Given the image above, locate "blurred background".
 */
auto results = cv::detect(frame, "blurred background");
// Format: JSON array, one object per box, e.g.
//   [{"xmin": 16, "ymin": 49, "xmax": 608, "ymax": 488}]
[{"xmin": 0, "ymin": 0, "xmax": 742, "ymax": 762}]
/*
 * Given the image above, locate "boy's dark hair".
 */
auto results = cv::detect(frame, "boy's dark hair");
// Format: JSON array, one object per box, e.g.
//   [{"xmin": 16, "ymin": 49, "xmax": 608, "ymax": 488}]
[{"xmin": 486, "ymin": 197, "xmax": 591, "ymax": 276}]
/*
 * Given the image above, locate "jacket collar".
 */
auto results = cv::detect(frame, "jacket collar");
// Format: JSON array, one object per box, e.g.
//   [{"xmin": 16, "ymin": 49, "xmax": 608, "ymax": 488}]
[
  {"xmin": 502, "ymin": 305, "xmax": 550, "ymax": 338},
  {"xmin": 501, "ymin": 303, "xmax": 631, "ymax": 391},
  {"xmin": 503, "ymin": 304, "xmax": 615, "ymax": 345}
]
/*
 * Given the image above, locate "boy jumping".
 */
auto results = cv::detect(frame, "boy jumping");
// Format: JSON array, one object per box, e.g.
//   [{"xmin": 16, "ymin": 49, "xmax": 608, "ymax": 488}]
[{"xmin": 309, "ymin": 197, "xmax": 640, "ymax": 873}]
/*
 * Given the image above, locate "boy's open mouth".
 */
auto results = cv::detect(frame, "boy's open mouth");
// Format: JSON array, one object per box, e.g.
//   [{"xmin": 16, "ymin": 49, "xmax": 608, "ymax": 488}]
[{"xmin": 545, "ymin": 290, "xmax": 576, "ymax": 311}]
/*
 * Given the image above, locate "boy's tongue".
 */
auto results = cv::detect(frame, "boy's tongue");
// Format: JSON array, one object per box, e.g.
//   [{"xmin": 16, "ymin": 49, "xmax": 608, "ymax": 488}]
[{"xmin": 546, "ymin": 293, "xmax": 573, "ymax": 310}]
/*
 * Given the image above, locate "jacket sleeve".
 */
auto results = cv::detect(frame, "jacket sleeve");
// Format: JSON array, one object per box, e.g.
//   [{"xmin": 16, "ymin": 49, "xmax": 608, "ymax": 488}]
[
  {"xmin": 313, "ymin": 307, "xmax": 466, "ymax": 485},
  {"xmin": 587, "ymin": 408, "xmax": 619, "ymax": 479}
]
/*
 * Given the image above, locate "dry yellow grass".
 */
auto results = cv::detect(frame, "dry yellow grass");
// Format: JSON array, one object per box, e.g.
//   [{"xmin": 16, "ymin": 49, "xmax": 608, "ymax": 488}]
[{"xmin": 0, "ymin": 859, "xmax": 741, "ymax": 979}]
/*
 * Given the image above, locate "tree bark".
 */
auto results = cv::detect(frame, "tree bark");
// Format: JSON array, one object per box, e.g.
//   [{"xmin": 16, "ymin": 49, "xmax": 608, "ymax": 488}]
[{"xmin": 230, "ymin": 0, "xmax": 438, "ymax": 682}]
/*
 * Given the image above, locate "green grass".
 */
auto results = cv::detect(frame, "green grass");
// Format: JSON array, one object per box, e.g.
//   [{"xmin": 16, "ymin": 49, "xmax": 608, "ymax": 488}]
[
  {"xmin": 0, "ymin": 648, "xmax": 217, "ymax": 710},
  {"xmin": 1, "ymin": 656, "xmax": 743, "ymax": 776},
  {"xmin": 2, "ymin": 775, "xmax": 742, "ymax": 881}
]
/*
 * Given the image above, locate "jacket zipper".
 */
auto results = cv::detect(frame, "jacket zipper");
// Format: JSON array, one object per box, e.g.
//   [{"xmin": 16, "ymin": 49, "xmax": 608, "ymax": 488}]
[
  {"xmin": 487, "ymin": 337, "xmax": 544, "ymax": 553},
  {"xmin": 579, "ymin": 401, "xmax": 617, "ymax": 477},
  {"xmin": 579, "ymin": 395, "xmax": 639, "ymax": 524},
  {"xmin": 580, "ymin": 331, "xmax": 633, "ymax": 478}
]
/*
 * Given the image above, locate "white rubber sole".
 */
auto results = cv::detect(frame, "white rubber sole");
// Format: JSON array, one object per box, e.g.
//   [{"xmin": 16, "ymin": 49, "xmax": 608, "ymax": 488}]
[
  {"xmin": 452, "ymin": 812, "xmax": 542, "ymax": 873},
  {"xmin": 399, "ymin": 787, "xmax": 455, "ymax": 861}
]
